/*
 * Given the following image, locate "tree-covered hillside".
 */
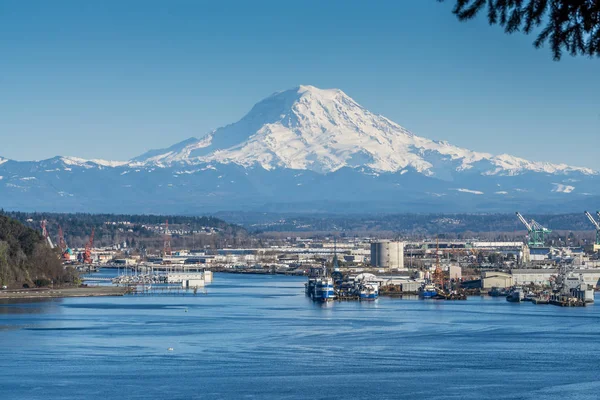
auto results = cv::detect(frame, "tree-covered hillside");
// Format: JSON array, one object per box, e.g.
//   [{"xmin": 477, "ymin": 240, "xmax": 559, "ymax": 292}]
[
  {"xmin": 0, "ymin": 214, "xmax": 77, "ymax": 288},
  {"xmin": 2, "ymin": 211, "xmax": 249, "ymax": 250}
]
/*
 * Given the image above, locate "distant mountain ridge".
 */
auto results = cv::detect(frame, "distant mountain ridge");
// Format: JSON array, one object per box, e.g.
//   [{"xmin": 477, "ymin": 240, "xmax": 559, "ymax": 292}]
[{"xmin": 1, "ymin": 85, "xmax": 598, "ymax": 213}]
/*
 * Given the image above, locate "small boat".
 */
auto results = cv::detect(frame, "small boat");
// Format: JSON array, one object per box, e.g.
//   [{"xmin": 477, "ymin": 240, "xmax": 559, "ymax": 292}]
[
  {"xmin": 419, "ymin": 283, "xmax": 438, "ymax": 299},
  {"xmin": 523, "ymin": 292, "xmax": 536, "ymax": 302},
  {"xmin": 532, "ymin": 293, "xmax": 550, "ymax": 304},
  {"xmin": 506, "ymin": 287, "xmax": 524, "ymax": 303},
  {"xmin": 359, "ymin": 283, "xmax": 379, "ymax": 300},
  {"xmin": 488, "ymin": 287, "xmax": 507, "ymax": 297}
]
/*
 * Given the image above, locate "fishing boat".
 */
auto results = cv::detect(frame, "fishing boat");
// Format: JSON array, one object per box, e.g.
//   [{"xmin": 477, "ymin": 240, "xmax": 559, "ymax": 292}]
[
  {"xmin": 313, "ymin": 276, "xmax": 335, "ymax": 302},
  {"xmin": 305, "ymin": 265, "xmax": 336, "ymax": 302},
  {"xmin": 359, "ymin": 283, "xmax": 379, "ymax": 300}
]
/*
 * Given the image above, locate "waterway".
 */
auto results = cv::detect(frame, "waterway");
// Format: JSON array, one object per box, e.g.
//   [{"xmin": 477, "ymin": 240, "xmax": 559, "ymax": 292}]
[{"xmin": 1, "ymin": 272, "xmax": 599, "ymax": 399}]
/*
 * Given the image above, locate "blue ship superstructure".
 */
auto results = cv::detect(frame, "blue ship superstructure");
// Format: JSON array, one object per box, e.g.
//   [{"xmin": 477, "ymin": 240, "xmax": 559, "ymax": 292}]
[
  {"xmin": 419, "ymin": 283, "xmax": 438, "ymax": 299},
  {"xmin": 306, "ymin": 265, "xmax": 336, "ymax": 302},
  {"xmin": 314, "ymin": 276, "xmax": 335, "ymax": 302},
  {"xmin": 354, "ymin": 273, "xmax": 380, "ymax": 301}
]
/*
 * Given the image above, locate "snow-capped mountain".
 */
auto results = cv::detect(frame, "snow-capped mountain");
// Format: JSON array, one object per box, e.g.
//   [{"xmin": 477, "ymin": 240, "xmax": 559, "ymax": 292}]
[
  {"xmin": 1, "ymin": 85, "xmax": 598, "ymax": 213},
  {"xmin": 129, "ymin": 85, "xmax": 595, "ymax": 177}
]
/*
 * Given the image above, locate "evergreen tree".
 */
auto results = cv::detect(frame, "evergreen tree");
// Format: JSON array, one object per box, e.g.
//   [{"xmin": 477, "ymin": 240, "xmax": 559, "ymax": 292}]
[{"xmin": 440, "ymin": 0, "xmax": 600, "ymax": 60}]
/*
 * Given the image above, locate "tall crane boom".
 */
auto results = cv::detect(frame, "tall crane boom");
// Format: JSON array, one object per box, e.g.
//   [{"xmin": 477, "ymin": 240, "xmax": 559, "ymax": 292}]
[
  {"xmin": 516, "ymin": 212, "xmax": 551, "ymax": 248},
  {"xmin": 40, "ymin": 220, "xmax": 54, "ymax": 248},
  {"xmin": 584, "ymin": 211, "xmax": 600, "ymax": 245},
  {"xmin": 515, "ymin": 212, "xmax": 532, "ymax": 231}
]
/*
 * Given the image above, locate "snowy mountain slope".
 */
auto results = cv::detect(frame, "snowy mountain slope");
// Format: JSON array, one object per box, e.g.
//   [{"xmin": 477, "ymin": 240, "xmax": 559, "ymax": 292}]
[
  {"xmin": 1, "ymin": 85, "xmax": 598, "ymax": 213},
  {"xmin": 130, "ymin": 85, "xmax": 596, "ymax": 177}
]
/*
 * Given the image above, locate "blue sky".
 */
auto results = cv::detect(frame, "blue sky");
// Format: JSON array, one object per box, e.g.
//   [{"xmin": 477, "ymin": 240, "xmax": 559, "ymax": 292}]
[{"xmin": 1, "ymin": 0, "xmax": 599, "ymax": 169}]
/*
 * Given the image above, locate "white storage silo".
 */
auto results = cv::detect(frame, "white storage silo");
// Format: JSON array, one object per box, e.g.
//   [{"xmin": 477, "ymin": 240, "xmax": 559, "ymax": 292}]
[{"xmin": 370, "ymin": 241, "xmax": 404, "ymax": 269}]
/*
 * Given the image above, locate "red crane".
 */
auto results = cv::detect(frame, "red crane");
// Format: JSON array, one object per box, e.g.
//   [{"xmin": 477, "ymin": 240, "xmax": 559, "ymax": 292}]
[
  {"xmin": 83, "ymin": 228, "xmax": 95, "ymax": 264},
  {"xmin": 164, "ymin": 219, "xmax": 172, "ymax": 257}
]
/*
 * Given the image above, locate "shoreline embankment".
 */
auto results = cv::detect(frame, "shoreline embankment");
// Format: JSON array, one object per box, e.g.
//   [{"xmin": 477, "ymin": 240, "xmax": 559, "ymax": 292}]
[{"xmin": 0, "ymin": 286, "xmax": 129, "ymax": 300}]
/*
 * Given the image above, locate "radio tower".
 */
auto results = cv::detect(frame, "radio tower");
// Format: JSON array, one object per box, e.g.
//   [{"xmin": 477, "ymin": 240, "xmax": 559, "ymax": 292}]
[{"xmin": 163, "ymin": 219, "xmax": 172, "ymax": 257}]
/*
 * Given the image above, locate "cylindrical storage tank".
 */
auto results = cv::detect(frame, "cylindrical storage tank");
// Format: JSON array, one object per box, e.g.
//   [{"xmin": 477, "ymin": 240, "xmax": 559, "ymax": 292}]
[{"xmin": 370, "ymin": 241, "xmax": 404, "ymax": 269}]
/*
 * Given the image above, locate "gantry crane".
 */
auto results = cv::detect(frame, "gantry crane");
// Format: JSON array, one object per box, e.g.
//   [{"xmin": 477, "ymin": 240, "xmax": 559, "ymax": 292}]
[
  {"xmin": 584, "ymin": 211, "xmax": 600, "ymax": 245},
  {"xmin": 516, "ymin": 212, "xmax": 551, "ymax": 248}
]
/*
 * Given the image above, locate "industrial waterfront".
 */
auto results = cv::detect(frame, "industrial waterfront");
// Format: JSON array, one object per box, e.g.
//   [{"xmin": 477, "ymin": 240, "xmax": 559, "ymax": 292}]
[{"xmin": 0, "ymin": 273, "xmax": 599, "ymax": 400}]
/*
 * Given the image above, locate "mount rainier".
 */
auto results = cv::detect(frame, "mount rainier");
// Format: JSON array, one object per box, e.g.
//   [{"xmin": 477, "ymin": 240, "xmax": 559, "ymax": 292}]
[{"xmin": 1, "ymin": 85, "xmax": 598, "ymax": 213}]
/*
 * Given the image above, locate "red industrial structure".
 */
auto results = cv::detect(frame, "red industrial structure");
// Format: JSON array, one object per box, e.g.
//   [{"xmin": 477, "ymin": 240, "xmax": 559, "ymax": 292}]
[{"xmin": 83, "ymin": 228, "xmax": 95, "ymax": 264}]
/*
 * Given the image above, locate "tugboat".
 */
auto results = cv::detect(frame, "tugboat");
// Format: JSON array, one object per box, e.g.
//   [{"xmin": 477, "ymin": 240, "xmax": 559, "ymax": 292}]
[
  {"xmin": 419, "ymin": 283, "xmax": 438, "ymax": 299},
  {"xmin": 506, "ymin": 286, "xmax": 524, "ymax": 303}
]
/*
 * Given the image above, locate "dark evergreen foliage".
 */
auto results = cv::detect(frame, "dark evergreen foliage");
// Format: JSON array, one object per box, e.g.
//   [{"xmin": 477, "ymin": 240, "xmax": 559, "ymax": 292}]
[
  {"xmin": 440, "ymin": 0, "xmax": 600, "ymax": 60},
  {"xmin": 0, "ymin": 211, "xmax": 247, "ymax": 248},
  {"xmin": 0, "ymin": 214, "xmax": 76, "ymax": 288}
]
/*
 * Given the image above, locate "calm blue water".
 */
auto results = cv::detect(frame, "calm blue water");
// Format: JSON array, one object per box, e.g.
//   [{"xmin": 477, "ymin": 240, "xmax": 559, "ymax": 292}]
[{"xmin": 1, "ymin": 272, "xmax": 599, "ymax": 400}]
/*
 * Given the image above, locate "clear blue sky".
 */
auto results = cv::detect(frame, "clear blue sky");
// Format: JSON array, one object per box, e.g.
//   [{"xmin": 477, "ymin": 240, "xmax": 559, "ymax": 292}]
[{"xmin": 1, "ymin": 0, "xmax": 599, "ymax": 169}]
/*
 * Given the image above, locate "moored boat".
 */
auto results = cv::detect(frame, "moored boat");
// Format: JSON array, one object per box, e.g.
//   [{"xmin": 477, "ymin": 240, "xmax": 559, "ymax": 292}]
[
  {"xmin": 313, "ymin": 277, "xmax": 335, "ymax": 302},
  {"xmin": 506, "ymin": 287, "xmax": 524, "ymax": 303},
  {"xmin": 532, "ymin": 292, "xmax": 550, "ymax": 304},
  {"xmin": 419, "ymin": 283, "xmax": 437, "ymax": 299},
  {"xmin": 488, "ymin": 287, "xmax": 507, "ymax": 297},
  {"xmin": 358, "ymin": 283, "xmax": 379, "ymax": 300}
]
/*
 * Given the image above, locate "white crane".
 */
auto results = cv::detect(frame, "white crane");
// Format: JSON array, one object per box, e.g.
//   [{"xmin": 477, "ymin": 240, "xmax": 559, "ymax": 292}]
[
  {"xmin": 515, "ymin": 212, "xmax": 532, "ymax": 231},
  {"xmin": 40, "ymin": 220, "xmax": 54, "ymax": 249},
  {"xmin": 584, "ymin": 211, "xmax": 600, "ymax": 245}
]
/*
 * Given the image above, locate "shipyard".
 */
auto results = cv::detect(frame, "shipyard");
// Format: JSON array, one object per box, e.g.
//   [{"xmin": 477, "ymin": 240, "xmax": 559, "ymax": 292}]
[{"xmin": 17, "ymin": 211, "xmax": 598, "ymax": 307}]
